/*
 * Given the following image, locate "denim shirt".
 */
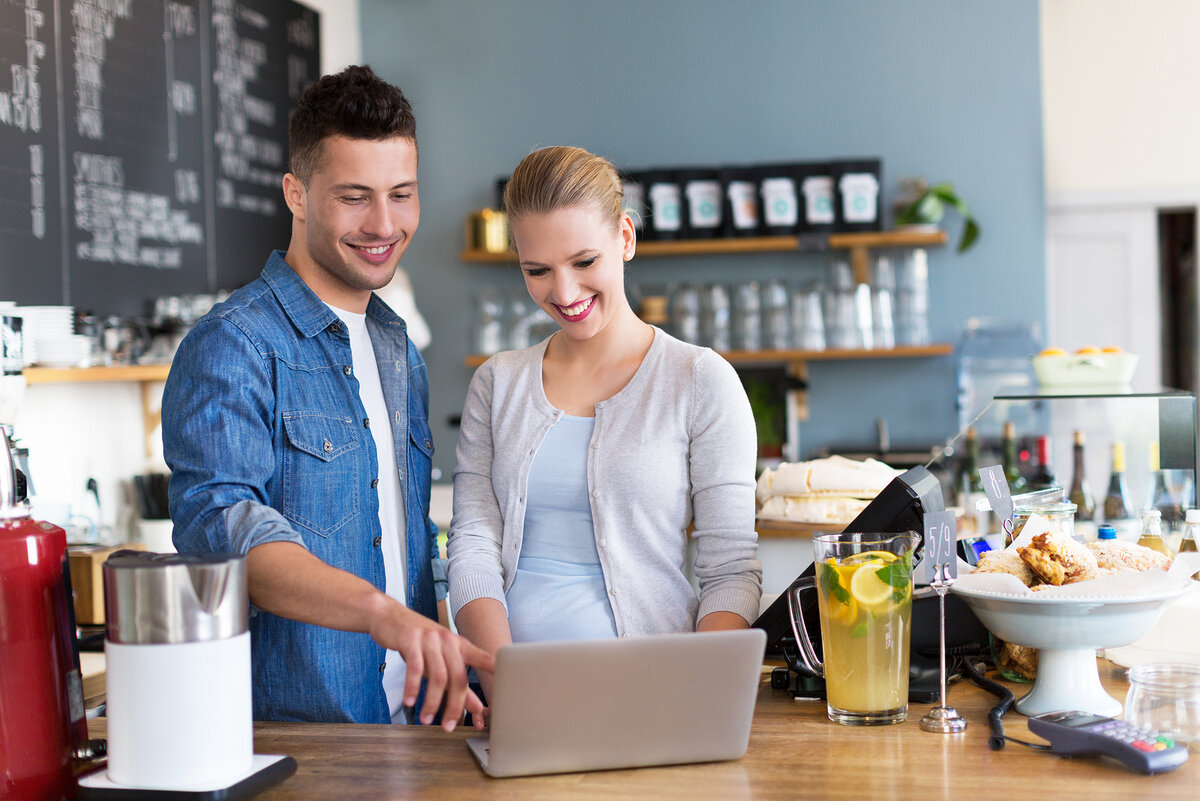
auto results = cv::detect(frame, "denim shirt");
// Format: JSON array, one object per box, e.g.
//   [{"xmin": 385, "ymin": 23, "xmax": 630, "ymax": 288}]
[{"xmin": 162, "ymin": 251, "xmax": 443, "ymax": 723}]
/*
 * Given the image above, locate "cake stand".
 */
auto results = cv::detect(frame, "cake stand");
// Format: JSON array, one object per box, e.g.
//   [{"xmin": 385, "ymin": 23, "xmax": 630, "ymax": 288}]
[{"xmin": 950, "ymin": 583, "xmax": 1190, "ymax": 717}]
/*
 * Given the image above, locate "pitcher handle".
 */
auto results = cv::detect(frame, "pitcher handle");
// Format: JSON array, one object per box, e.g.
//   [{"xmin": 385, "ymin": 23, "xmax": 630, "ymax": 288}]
[{"xmin": 786, "ymin": 576, "xmax": 824, "ymax": 678}]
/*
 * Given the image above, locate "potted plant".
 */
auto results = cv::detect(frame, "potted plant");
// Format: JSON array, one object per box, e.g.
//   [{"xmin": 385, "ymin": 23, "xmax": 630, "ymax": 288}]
[{"xmin": 893, "ymin": 177, "xmax": 980, "ymax": 254}]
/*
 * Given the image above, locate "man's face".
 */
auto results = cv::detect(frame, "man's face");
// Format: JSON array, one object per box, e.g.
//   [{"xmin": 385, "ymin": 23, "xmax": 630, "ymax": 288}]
[{"xmin": 282, "ymin": 135, "xmax": 419, "ymax": 312}]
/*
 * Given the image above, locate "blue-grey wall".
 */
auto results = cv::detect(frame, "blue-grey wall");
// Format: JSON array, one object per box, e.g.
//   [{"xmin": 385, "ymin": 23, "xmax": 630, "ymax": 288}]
[{"xmin": 361, "ymin": 0, "xmax": 1046, "ymax": 476}]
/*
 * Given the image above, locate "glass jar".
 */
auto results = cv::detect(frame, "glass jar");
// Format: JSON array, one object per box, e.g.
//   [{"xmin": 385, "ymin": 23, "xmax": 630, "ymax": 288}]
[{"xmin": 1125, "ymin": 663, "xmax": 1200, "ymax": 750}]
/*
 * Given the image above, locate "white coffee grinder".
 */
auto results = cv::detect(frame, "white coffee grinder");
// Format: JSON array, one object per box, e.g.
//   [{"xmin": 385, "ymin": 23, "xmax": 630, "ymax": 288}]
[{"xmin": 76, "ymin": 551, "xmax": 295, "ymax": 798}]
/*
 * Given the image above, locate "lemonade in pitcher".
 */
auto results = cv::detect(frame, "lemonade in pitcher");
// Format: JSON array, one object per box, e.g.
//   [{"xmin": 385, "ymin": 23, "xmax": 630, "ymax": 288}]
[{"xmin": 815, "ymin": 550, "xmax": 913, "ymax": 717}]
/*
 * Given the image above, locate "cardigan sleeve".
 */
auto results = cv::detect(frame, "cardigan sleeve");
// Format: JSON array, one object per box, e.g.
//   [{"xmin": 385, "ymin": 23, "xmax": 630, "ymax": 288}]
[
  {"xmin": 687, "ymin": 351, "xmax": 763, "ymax": 625},
  {"xmin": 446, "ymin": 358, "xmax": 510, "ymax": 619}
]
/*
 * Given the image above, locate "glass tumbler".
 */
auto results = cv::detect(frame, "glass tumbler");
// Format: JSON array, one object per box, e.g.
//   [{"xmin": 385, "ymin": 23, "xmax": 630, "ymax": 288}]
[{"xmin": 1125, "ymin": 663, "xmax": 1200, "ymax": 750}]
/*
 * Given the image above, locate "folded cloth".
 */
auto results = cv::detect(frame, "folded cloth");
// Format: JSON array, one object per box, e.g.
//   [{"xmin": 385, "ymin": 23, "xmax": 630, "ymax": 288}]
[
  {"xmin": 759, "ymin": 495, "xmax": 871, "ymax": 524},
  {"xmin": 756, "ymin": 455, "xmax": 900, "ymax": 503}
]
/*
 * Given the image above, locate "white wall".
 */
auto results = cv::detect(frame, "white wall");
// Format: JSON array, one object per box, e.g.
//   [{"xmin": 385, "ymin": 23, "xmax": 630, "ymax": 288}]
[{"xmin": 1041, "ymin": 0, "xmax": 1200, "ymax": 196}]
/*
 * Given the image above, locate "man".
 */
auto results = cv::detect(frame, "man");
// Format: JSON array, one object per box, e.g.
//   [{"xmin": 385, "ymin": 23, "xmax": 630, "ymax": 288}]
[{"xmin": 162, "ymin": 65, "xmax": 491, "ymax": 729}]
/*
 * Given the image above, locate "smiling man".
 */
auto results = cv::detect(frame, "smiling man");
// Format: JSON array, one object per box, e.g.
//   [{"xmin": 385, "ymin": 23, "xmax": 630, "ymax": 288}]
[{"xmin": 162, "ymin": 65, "xmax": 492, "ymax": 729}]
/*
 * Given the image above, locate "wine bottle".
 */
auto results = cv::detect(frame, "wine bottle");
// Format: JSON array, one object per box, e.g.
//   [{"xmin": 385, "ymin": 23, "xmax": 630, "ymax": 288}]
[
  {"xmin": 1104, "ymin": 440, "xmax": 1135, "ymax": 537},
  {"xmin": 1001, "ymin": 421, "xmax": 1027, "ymax": 494},
  {"xmin": 1028, "ymin": 435, "xmax": 1058, "ymax": 491},
  {"xmin": 1068, "ymin": 429, "xmax": 1096, "ymax": 522},
  {"xmin": 1146, "ymin": 440, "xmax": 1182, "ymax": 532},
  {"xmin": 960, "ymin": 427, "xmax": 986, "ymax": 535}
]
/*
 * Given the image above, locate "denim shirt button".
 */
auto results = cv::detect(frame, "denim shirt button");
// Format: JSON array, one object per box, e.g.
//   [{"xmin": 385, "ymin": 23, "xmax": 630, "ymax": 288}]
[
  {"xmin": 363, "ymin": 417, "xmax": 370, "ymax": 428},
  {"xmin": 370, "ymin": 478, "xmax": 379, "ymax": 488},
  {"xmin": 424, "ymin": 438, "xmax": 431, "ymax": 449},
  {"xmin": 378, "ymin": 662, "xmax": 385, "ymax": 673},
  {"xmin": 373, "ymin": 536, "xmax": 382, "ymax": 547},
  {"xmin": 330, "ymin": 323, "xmax": 341, "ymax": 333},
  {"xmin": 343, "ymin": 365, "xmax": 352, "ymax": 376},
  {"xmin": 322, "ymin": 439, "xmax": 333, "ymax": 453}
]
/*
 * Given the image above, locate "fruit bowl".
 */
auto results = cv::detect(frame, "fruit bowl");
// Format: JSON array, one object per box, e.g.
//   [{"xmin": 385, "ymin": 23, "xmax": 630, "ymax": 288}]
[
  {"xmin": 950, "ymin": 581, "xmax": 1189, "ymax": 716},
  {"xmin": 1031, "ymin": 350, "xmax": 1137, "ymax": 388}
]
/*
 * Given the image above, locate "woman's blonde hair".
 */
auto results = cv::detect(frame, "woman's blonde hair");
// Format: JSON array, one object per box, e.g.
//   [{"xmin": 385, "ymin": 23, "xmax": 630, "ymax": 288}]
[{"xmin": 503, "ymin": 146, "xmax": 624, "ymax": 230}]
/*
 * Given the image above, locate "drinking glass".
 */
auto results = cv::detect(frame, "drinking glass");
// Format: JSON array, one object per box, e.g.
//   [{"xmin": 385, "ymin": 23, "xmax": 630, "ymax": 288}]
[{"xmin": 787, "ymin": 531, "xmax": 920, "ymax": 725}]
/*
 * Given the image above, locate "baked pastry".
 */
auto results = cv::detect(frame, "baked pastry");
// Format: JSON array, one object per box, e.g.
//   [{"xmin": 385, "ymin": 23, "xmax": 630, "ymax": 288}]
[
  {"xmin": 974, "ymin": 548, "xmax": 1039, "ymax": 587},
  {"xmin": 1018, "ymin": 531, "xmax": 1100, "ymax": 585},
  {"xmin": 1088, "ymin": 540, "xmax": 1172, "ymax": 574}
]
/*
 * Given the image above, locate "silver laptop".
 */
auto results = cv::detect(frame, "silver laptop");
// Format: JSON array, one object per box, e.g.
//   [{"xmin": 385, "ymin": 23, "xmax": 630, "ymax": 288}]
[{"xmin": 466, "ymin": 628, "xmax": 765, "ymax": 778}]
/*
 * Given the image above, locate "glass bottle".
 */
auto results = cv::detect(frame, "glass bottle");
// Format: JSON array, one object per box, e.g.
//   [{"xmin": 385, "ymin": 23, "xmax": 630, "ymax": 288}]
[
  {"xmin": 1146, "ymin": 440, "xmax": 1183, "ymax": 533},
  {"xmin": 1001, "ymin": 421, "xmax": 1027, "ymax": 493},
  {"xmin": 960, "ymin": 427, "xmax": 986, "ymax": 535},
  {"xmin": 1178, "ymin": 509, "xmax": 1200, "ymax": 554},
  {"xmin": 1136, "ymin": 509, "xmax": 1171, "ymax": 557},
  {"xmin": 1104, "ymin": 440, "xmax": 1135, "ymax": 537},
  {"xmin": 1068, "ymin": 429, "xmax": 1096, "ymax": 522},
  {"xmin": 1029, "ymin": 435, "xmax": 1057, "ymax": 492}
]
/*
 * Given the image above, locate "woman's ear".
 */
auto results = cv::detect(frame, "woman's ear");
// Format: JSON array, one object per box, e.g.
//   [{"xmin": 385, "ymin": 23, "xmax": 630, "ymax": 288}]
[{"xmin": 620, "ymin": 213, "xmax": 636, "ymax": 261}]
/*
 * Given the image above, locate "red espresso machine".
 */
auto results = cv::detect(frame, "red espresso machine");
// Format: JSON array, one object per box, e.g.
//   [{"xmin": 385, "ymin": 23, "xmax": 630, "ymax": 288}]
[{"xmin": 0, "ymin": 431, "xmax": 90, "ymax": 801}]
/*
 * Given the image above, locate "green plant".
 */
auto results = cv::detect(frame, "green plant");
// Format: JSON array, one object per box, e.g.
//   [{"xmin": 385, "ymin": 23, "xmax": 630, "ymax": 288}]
[
  {"xmin": 743, "ymin": 377, "xmax": 786, "ymax": 452},
  {"xmin": 894, "ymin": 178, "xmax": 980, "ymax": 254}
]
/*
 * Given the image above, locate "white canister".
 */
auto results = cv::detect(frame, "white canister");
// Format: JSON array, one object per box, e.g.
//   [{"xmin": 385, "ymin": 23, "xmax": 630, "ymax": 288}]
[{"xmin": 103, "ymin": 551, "xmax": 251, "ymax": 790}]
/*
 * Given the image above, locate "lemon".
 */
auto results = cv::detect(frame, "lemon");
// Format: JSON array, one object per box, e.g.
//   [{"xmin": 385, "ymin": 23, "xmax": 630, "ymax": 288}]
[
  {"xmin": 842, "ymin": 550, "xmax": 898, "ymax": 566},
  {"xmin": 1075, "ymin": 345, "xmax": 1101, "ymax": 355},
  {"xmin": 849, "ymin": 561, "xmax": 895, "ymax": 607},
  {"xmin": 1038, "ymin": 347, "xmax": 1067, "ymax": 357}
]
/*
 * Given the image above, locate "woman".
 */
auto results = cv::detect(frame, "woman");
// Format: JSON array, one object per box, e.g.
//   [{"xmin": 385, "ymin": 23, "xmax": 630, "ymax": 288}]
[{"xmin": 447, "ymin": 146, "xmax": 761, "ymax": 686}]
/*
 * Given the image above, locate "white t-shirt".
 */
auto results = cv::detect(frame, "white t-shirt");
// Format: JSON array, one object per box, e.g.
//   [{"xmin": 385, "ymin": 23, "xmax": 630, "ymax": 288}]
[{"xmin": 330, "ymin": 305, "xmax": 409, "ymax": 723}]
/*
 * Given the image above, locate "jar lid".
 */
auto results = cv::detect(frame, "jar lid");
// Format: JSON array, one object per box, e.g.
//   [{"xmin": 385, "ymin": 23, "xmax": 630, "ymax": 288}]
[{"xmin": 1097, "ymin": 525, "xmax": 1117, "ymax": 540}]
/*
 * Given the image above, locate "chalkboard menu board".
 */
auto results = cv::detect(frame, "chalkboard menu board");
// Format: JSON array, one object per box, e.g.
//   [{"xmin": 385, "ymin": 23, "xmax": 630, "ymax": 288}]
[{"xmin": 0, "ymin": 0, "xmax": 320, "ymax": 317}]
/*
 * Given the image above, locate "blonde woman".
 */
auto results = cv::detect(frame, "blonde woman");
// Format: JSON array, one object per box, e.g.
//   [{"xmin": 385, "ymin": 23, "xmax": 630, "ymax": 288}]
[{"xmin": 447, "ymin": 146, "xmax": 761, "ymax": 697}]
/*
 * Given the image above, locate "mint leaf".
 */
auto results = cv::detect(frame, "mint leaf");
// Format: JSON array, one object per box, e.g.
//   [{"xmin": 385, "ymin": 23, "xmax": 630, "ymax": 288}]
[{"xmin": 819, "ymin": 561, "xmax": 851, "ymax": 606}]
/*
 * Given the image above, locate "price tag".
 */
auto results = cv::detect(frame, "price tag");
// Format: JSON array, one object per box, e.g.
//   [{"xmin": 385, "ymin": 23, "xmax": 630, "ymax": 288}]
[
  {"xmin": 917, "ymin": 510, "xmax": 958, "ymax": 584},
  {"xmin": 979, "ymin": 464, "xmax": 1014, "ymax": 524}
]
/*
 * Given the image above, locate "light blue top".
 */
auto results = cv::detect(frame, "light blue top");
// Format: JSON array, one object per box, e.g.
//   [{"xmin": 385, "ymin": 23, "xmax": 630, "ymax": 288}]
[{"xmin": 506, "ymin": 414, "xmax": 618, "ymax": 642}]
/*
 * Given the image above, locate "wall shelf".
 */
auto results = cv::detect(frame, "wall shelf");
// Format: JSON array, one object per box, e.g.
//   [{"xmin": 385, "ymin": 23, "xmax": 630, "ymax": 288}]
[
  {"xmin": 460, "ymin": 228, "xmax": 947, "ymax": 283},
  {"xmin": 464, "ymin": 343, "xmax": 952, "ymax": 369},
  {"xmin": 23, "ymin": 364, "xmax": 172, "ymax": 384}
]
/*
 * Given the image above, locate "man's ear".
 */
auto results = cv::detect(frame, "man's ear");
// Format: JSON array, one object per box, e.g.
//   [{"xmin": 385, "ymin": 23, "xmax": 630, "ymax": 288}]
[{"xmin": 282, "ymin": 173, "xmax": 306, "ymax": 221}]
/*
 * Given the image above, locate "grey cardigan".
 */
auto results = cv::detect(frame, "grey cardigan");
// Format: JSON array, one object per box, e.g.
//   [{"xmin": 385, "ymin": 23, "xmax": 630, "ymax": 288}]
[{"xmin": 447, "ymin": 327, "xmax": 762, "ymax": 634}]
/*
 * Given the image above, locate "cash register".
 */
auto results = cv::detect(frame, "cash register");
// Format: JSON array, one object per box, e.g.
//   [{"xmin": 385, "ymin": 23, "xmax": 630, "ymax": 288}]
[{"xmin": 754, "ymin": 465, "xmax": 990, "ymax": 702}]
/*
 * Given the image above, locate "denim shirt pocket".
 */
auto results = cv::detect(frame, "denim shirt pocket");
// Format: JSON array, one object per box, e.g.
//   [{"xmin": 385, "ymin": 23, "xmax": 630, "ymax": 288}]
[{"xmin": 281, "ymin": 411, "xmax": 361, "ymax": 538}]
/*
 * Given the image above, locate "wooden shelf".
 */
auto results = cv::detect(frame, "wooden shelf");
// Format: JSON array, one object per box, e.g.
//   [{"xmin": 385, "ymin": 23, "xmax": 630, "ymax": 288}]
[
  {"xmin": 755, "ymin": 518, "xmax": 842, "ymax": 539},
  {"xmin": 458, "ymin": 227, "xmax": 945, "ymax": 266},
  {"xmin": 464, "ymin": 343, "xmax": 952, "ymax": 369},
  {"xmin": 24, "ymin": 363, "xmax": 172, "ymax": 384},
  {"xmin": 460, "ymin": 228, "xmax": 947, "ymax": 264}
]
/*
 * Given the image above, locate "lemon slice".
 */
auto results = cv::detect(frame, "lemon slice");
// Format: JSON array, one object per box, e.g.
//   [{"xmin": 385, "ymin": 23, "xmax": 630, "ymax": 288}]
[
  {"xmin": 849, "ymin": 561, "xmax": 895, "ymax": 607},
  {"xmin": 842, "ymin": 550, "xmax": 898, "ymax": 566}
]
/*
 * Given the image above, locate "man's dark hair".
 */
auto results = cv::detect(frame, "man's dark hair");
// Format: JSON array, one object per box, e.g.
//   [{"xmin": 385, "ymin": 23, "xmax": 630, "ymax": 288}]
[{"xmin": 288, "ymin": 64, "xmax": 416, "ymax": 184}]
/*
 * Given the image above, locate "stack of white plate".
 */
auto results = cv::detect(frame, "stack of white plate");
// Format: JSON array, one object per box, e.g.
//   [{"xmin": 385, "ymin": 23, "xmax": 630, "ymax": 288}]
[{"xmin": 15, "ymin": 306, "xmax": 82, "ymax": 368}]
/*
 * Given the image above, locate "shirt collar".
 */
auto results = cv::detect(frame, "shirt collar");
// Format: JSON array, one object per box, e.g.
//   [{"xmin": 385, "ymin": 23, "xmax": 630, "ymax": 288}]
[{"xmin": 261, "ymin": 250, "xmax": 407, "ymax": 338}]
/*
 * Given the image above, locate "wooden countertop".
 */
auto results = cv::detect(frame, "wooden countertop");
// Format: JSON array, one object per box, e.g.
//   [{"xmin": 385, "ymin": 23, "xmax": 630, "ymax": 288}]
[{"xmin": 84, "ymin": 658, "xmax": 1197, "ymax": 799}]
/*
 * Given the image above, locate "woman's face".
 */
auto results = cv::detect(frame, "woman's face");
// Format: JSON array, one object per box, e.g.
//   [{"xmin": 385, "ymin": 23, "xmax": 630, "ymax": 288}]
[{"xmin": 510, "ymin": 204, "xmax": 635, "ymax": 343}]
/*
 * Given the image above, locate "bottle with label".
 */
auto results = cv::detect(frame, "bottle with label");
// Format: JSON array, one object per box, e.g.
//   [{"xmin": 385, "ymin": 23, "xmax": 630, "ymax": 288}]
[
  {"xmin": 1068, "ymin": 430, "xmax": 1097, "ymax": 528},
  {"xmin": 1029, "ymin": 435, "xmax": 1058, "ymax": 491},
  {"xmin": 1179, "ymin": 509, "xmax": 1200, "ymax": 554},
  {"xmin": 1146, "ymin": 440, "xmax": 1183, "ymax": 533},
  {"xmin": 1104, "ymin": 440, "xmax": 1136, "ymax": 537},
  {"xmin": 1136, "ymin": 509, "xmax": 1172, "ymax": 557},
  {"xmin": 1002, "ymin": 421, "xmax": 1028, "ymax": 494}
]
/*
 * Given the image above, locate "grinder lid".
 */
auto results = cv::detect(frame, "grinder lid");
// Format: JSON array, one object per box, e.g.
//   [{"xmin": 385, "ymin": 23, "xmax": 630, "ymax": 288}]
[{"xmin": 103, "ymin": 550, "xmax": 248, "ymax": 644}]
